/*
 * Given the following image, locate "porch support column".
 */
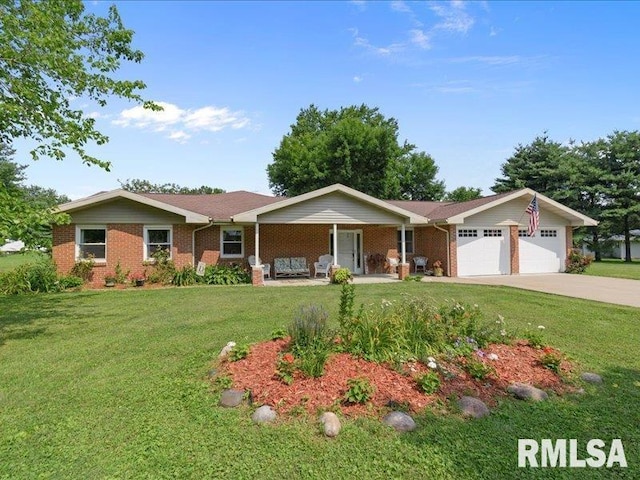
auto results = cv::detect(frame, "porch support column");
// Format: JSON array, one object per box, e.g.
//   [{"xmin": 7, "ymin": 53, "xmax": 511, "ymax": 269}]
[
  {"xmin": 251, "ymin": 222, "xmax": 264, "ymax": 286},
  {"xmin": 329, "ymin": 223, "xmax": 340, "ymax": 279},
  {"xmin": 398, "ymin": 223, "xmax": 410, "ymax": 280}
]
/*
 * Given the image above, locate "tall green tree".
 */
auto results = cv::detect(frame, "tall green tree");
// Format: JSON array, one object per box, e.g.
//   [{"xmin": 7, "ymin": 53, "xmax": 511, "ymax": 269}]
[
  {"xmin": 119, "ymin": 178, "xmax": 225, "ymax": 195},
  {"xmin": 0, "ymin": 147, "xmax": 69, "ymax": 249},
  {"xmin": 589, "ymin": 131, "xmax": 640, "ymax": 262},
  {"xmin": 397, "ymin": 151, "xmax": 446, "ymax": 201},
  {"xmin": 267, "ymin": 104, "xmax": 444, "ymax": 199},
  {"xmin": 1, "ymin": 0, "xmax": 157, "ymax": 170},
  {"xmin": 443, "ymin": 186, "xmax": 483, "ymax": 202},
  {"xmin": 492, "ymin": 133, "xmax": 571, "ymax": 195}
]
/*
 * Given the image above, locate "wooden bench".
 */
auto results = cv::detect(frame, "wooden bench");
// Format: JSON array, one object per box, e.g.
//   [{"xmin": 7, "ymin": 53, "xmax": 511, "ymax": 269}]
[{"xmin": 274, "ymin": 257, "xmax": 310, "ymax": 279}]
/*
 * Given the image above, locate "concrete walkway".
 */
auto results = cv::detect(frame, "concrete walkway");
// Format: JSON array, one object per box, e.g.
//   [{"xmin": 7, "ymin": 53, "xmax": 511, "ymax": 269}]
[
  {"xmin": 445, "ymin": 273, "xmax": 640, "ymax": 308},
  {"xmin": 266, "ymin": 273, "xmax": 640, "ymax": 308}
]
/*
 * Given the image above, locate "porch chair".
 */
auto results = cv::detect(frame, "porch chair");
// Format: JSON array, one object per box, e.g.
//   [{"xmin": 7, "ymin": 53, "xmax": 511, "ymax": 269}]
[
  {"xmin": 313, "ymin": 254, "xmax": 333, "ymax": 278},
  {"xmin": 248, "ymin": 255, "xmax": 271, "ymax": 279},
  {"xmin": 386, "ymin": 256, "xmax": 399, "ymax": 274},
  {"xmin": 413, "ymin": 256, "xmax": 428, "ymax": 274}
]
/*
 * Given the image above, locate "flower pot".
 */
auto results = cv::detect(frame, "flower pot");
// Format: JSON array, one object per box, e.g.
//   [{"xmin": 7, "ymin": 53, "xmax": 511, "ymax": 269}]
[
  {"xmin": 135, "ymin": 279, "xmax": 145, "ymax": 287},
  {"xmin": 434, "ymin": 268, "xmax": 444, "ymax": 277},
  {"xmin": 105, "ymin": 280, "xmax": 116, "ymax": 287}
]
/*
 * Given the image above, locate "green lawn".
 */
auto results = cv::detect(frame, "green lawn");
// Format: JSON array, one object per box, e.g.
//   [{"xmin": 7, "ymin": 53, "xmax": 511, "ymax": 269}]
[
  {"xmin": 0, "ymin": 283, "xmax": 638, "ymax": 479},
  {"xmin": 586, "ymin": 258, "xmax": 640, "ymax": 280},
  {"xmin": 0, "ymin": 251, "xmax": 47, "ymax": 272}
]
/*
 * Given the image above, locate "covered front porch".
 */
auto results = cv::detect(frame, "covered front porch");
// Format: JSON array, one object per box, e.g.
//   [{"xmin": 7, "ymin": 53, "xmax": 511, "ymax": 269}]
[{"xmin": 230, "ymin": 184, "xmax": 429, "ymax": 286}]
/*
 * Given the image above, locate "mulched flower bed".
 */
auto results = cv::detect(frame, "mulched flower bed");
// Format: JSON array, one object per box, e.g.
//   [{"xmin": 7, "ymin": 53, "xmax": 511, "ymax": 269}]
[{"xmin": 221, "ymin": 338, "xmax": 575, "ymax": 418}]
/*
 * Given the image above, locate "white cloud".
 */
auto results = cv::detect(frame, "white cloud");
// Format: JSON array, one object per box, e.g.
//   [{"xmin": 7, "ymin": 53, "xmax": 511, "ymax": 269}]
[
  {"xmin": 353, "ymin": 75, "xmax": 363, "ymax": 83},
  {"xmin": 430, "ymin": 1, "xmax": 475, "ymax": 34},
  {"xmin": 410, "ymin": 29, "xmax": 431, "ymax": 49},
  {"xmin": 113, "ymin": 101, "xmax": 250, "ymax": 142},
  {"xmin": 391, "ymin": 1, "xmax": 411, "ymax": 13},
  {"xmin": 350, "ymin": 28, "xmax": 405, "ymax": 57},
  {"xmin": 449, "ymin": 55, "xmax": 522, "ymax": 66}
]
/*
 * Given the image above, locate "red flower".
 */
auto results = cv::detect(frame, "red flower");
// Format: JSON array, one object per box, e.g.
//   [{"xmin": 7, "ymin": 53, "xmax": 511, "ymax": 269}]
[
  {"xmin": 282, "ymin": 353, "xmax": 295, "ymax": 363},
  {"xmin": 543, "ymin": 346, "xmax": 554, "ymax": 354}
]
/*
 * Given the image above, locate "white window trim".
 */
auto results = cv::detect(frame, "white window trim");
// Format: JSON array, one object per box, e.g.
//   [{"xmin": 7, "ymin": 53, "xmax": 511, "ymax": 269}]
[
  {"xmin": 397, "ymin": 227, "xmax": 414, "ymax": 254},
  {"xmin": 220, "ymin": 226, "xmax": 244, "ymax": 258},
  {"xmin": 75, "ymin": 225, "xmax": 107, "ymax": 263},
  {"xmin": 143, "ymin": 225, "xmax": 173, "ymax": 261}
]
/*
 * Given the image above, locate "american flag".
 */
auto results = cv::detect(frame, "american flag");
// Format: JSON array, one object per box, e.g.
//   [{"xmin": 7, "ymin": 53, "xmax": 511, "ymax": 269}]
[{"xmin": 525, "ymin": 194, "xmax": 540, "ymax": 236}]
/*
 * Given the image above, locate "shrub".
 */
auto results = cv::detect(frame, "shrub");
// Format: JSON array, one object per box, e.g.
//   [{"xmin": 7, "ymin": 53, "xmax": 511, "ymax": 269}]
[
  {"xmin": 331, "ymin": 267, "xmax": 352, "ymax": 285},
  {"xmin": 70, "ymin": 257, "xmax": 95, "ymax": 282},
  {"xmin": 173, "ymin": 265, "xmax": 198, "ymax": 286},
  {"xmin": 417, "ymin": 371, "xmax": 441, "ymax": 394},
  {"xmin": 228, "ymin": 344, "xmax": 250, "ymax": 362},
  {"xmin": 540, "ymin": 348, "xmax": 562, "ymax": 373},
  {"xmin": 275, "ymin": 352, "xmax": 296, "ymax": 385},
  {"xmin": 147, "ymin": 248, "xmax": 176, "ymax": 284},
  {"xmin": 288, "ymin": 305, "xmax": 334, "ymax": 378},
  {"xmin": 565, "ymin": 249, "xmax": 593, "ymax": 274},
  {"xmin": 0, "ymin": 257, "xmax": 71, "ymax": 294},
  {"xmin": 202, "ymin": 264, "xmax": 250, "ymax": 285},
  {"xmin": 114, "ymin": 261, "xmax": 130, "ymax": 284},
  {"xmin": 463, "ymin": 357, "xmax": 495, "ymax": 380},
  {"xmin": 344, "ymin": 377, "xmax": 375, "ymax": 404},
  {"xmin": 403, "ymin": 275, "xmax": 423, "ymax": 282},
  {"xmin": 270, "ymin": 328, "xmax": 288, "ymax": 340},
  {"xmin": 58, "ymin": 275, "xmax": 84, "ymax": 290}
]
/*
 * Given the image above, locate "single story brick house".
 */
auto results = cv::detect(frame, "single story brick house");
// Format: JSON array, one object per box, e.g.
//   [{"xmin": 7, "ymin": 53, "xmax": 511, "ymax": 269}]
[{"xmin": 53, "ymin": 183, "xmax": 597, "ymax": 286}]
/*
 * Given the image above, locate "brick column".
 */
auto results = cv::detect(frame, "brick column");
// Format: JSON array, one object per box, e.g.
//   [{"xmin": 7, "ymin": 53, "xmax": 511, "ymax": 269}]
[
  {"xmin": 398, "ymin": 263, "xmax": 410, "ymax": 280},
  {"xmin": 510, "ymin": 225, "xmax": 520, "ymax": 275},
  {"xmin": 251, "ymin": 266, "xmax": 265, "ymax": 286}
]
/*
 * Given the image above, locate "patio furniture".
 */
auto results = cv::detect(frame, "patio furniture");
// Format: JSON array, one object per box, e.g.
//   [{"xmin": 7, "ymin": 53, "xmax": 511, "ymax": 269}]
[
  {"xmin": 274, "ymin": 257, "xmax": 311, "ymax": 279},
  {"xmin": 313, "ymin": 254, "xmax": 333, "ymax": 278},
  {"xmin": 413, "ymin": 256, "xmax": 428, "ymax": 274},
  {"xmin": 248, "ymin": 255, "xmax": 271, "ymax": 279},
  {"xmin": 386, "ymin": 256, "xmax": 399, "ymax": 274}
]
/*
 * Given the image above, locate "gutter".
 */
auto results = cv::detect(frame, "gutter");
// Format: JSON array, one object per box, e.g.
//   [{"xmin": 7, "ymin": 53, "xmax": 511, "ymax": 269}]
[
  {"xmin": 192, "ymin": 220, "xmax": 214, "ymax": 265},
  {"xmin": 433, "ymin": 223, "xmax": 452, "ymax": 277}
]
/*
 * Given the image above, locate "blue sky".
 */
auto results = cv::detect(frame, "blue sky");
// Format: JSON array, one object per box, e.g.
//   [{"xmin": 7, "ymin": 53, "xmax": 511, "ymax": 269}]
[{"xmin": 16, "ymin": 0, "xmax": 640, "ymax": 199}]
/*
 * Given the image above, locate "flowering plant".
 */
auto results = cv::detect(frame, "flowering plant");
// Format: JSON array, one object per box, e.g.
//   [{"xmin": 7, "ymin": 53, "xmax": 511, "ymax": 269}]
[
  {"xmin": 276, "ymin": 352, "xmax": 296, "ymax": 385},
  {"xmin": 433, "ymin": 260, "xmax": 442, "ymax": 269},
  {"xmin": 130, "ymin": 271, "xmax": 146, "ymax": 281},
  {"xmin": 103, "ymin": 271, "xmax": 117, "ymax": 282}
]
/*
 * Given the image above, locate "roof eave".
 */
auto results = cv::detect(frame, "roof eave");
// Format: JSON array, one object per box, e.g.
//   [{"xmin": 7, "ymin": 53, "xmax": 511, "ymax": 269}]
[{"xmin": 56, "ymin": 189, "xmax": 211, "ymax": 224}]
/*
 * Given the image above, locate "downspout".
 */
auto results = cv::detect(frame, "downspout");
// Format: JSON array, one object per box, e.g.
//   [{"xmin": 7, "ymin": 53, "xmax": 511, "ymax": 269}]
[
  {"xmin": 433, "ymin": 223, "xmax": 451, "ymax": 277},
  {"xmin": 192, "ymin": 220, "xmax": 214, "ymax": 265}
]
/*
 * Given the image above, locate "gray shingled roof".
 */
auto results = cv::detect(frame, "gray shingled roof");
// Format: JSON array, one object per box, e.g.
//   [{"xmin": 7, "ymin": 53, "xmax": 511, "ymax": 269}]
[{"xmin": 139, "ymin": 191, "xmax": 282, "ymax": 221}]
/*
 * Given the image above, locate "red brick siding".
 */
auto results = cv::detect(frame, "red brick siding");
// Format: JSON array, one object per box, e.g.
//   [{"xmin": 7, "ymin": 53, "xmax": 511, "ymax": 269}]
[
  {"xmin": 510, "ymin": 225, "xmax": 520, "ymax": 274},
  {"xmin": 52, "ymin": 224, "xmax": 76, "ymax": 274},
  {"xmin": 418, "ymin": 225, "xmax": 454, "ymax": 276}
]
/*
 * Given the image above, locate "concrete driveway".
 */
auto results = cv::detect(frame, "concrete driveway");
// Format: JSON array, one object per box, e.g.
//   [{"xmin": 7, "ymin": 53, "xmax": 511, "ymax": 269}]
[{"xmin": 444, "ymin": 274, "xmax": 640, "ymax": 308}]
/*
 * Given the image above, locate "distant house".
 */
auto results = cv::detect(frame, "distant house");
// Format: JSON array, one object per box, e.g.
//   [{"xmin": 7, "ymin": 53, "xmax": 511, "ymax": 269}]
[
  {"xmin": 0, "ymin": 240, "xmax": 25, "ymax": 253},
  {"xmin": 53, "ymin": 184, "xmax": 597, "ymax": 285},
  {"xmin": 610, "ymin": 230, "xmax": 640, "ymax": 259}
]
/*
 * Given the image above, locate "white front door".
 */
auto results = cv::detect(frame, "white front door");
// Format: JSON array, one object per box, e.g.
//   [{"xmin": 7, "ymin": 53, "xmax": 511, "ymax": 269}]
[{"xmin": 336, "ymin": 231, "xmax": 363, "ymax": 274}]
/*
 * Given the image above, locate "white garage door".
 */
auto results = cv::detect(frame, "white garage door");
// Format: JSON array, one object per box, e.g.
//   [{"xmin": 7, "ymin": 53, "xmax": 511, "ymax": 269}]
[
  {"xmin": 519, "ymin": 228, "xmax": 566, "ymax": 274},
  {"xmin": 457, "ymin": 227, "xmax": 510, "ymax": 276}
]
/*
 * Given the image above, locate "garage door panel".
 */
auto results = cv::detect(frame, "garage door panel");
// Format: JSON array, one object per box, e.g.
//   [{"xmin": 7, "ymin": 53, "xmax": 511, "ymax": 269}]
[
  {"xmin": 457, "ymin": 227, "xmax": 510, "ymax": 276},
  {"xmin": 518, "ymin": 228, "xmax": 565, "ymax": 273}
]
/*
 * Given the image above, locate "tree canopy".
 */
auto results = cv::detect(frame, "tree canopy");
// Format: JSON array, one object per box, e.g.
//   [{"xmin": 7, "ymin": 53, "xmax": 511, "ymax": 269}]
[
  {"xmin": 0, "ymin": 144, "xmax": 69, "ymax": 249},
  {"xmin": 443, "ymin": 186, "xmax": 483, "ymax": 202},
  {"xmin": 267, "ymin": 104, "xmax": 445, "ymax": 200},
  {"xmin": 118, "ymin": 179, "xmax": 225, "ymax": 195},
  {"xmin": 0, "ymin": 0, "xmax": 157, "ymax": 170},
  {"xmin": 492, "ymin": 131, "xmax": 640, "ymax": 262}
]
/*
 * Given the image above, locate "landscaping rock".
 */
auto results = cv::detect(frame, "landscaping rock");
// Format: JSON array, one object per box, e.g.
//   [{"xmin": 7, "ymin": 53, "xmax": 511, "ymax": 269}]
[
  {"xmin": 319, "ymin": 412, "xmax": 341, "ymax": 437},
  {"xmin": 581, "ymin": 372, "xmax": 603, "ymax": 384},
  {"xmin": 382, "ymin": 411, "xmax": 416, "ymax": 432},
  {"xmin": 458, "ymin": 396, "xmax": 490, "ymax": 418},
  {"xmin": 219, "ymin": 389, "xmax": 245, "ymax": 407},
  {"xmin": 507, "ymin": 383, "xmax": 548, "ymax": 401},
  {"xmin": 252, "ymin": 405, "xmax": 277, "ymax": 424},
  {"xmin": 207, "ymin": 368, "xmax": 218, "ymax": 379},
  {"xmin": 218, "ymin": 341, "xmax": 236, "ymax": 359}
]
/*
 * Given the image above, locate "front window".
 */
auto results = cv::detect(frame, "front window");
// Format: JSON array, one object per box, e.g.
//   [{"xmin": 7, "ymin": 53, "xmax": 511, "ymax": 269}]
[
  {"xmin": 144, "ymin": 226, "xmax": 172, "ymax": 260},
  {"xmin": 77, "ymin": 226, "xmax": 106, "ymax": 261},
  {"xmin": 221, "ymin": 227, "xmax": 243, "ymax": 258},
  {"xmin": 397, "ymin": 229, "xmax": 414, "ymax": 254}
]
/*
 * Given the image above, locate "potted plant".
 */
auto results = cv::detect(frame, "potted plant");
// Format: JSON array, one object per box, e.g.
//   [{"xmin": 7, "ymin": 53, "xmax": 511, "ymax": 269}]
[
  {"xmin": 433, "ymin": 260, "xmax": 444, "ymax": 277},
  {"xmin": 130, "ymin": 272, "xmax": 146, "ymax": 287},
  {"xmin": 104, "ymin": 272, "xmax": 117, "ymax": 287}
]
